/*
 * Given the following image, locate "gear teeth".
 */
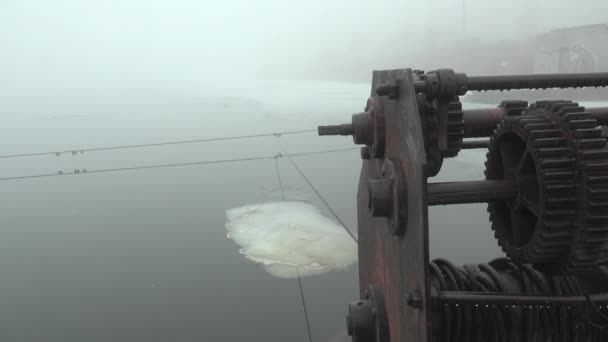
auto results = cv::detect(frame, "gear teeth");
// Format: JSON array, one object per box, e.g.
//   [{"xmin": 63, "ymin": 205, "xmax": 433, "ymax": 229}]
[
  {"xmin": 524, "ymin": 123, "xmax": 556, "ymax": 131},
  {"xmin": 519, "ymin": 117, "xmax": 547, "ymax": 124},
  {"xmin": 499, "ymin": 100, "xmax": 528, "ymax": 116},
  {"xmin": 585, "ymin": 161, "xmax": 608, "ymax": 171},
  {"xmin": 550, "ymin": 102, "xmax": 580, "ymax": 114},
  {"xmin": 535, "ymin": 100, "xmax": 572, "ymax": 109},
  {"xmin": 485, "ymin": 114, "xmax": 577, "ymax": 265},
  {"xmin": 532, "ymin": 137, "xmax": 566, "ymax": 147},
  {"xmin": 542, "ymin": 170, "xmax": 575, "ymax": 179},
  {"xmin": 546, "ymin": 196, "xmax": 577, "ymax": 203},
  {"xmin": 587, "ymin": 187, "xmax": 608, "ymax": 196},
  {"xmin": 573, "ymin": 128, "xmax": 602, "ymax": 138},
  {"xmin": 539, "ymin": 158, "xmax": 574, "ymax": 168},
  {"xmin": 444, "ymin": 97, "xmax": 464, "ymax": 158},
  {"xmin": 586, "ymin": 175, "xmax": 608, "ymax": 184},
  {"xmin": 487, "ymin": 101, "xmax": 608, "ymax": 274},
  {"xmin": 579, "ymin": 149, "xmax": 608, "ymax": 160},
  {"xmin": 568, "ymin": 119, "xmax": 597, "ymax": 129},
  {"xmin": 576, "ymin": 138, "xmax": 606, "ymax": 149},
  {"xmin": 562, "ymin": 112, "xmax": 590, "ymax": 121},
  {"xmin": 528, "ymin": 129, "xmax": 563, "ymax": 139},
  {"xmin": 537, "ymin": 147, "xmax": 570, "ymax": 157}
]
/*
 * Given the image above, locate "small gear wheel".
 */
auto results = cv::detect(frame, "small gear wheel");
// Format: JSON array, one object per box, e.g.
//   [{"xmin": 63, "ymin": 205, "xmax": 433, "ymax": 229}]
[
  {"xmin": 418, "ymin": 95, "xmax": 464, "ymax": 176},
  {"xmin": 445, "ymin": 98, "xmax": 464, "ymax": 158},
  {"xmin": 417, "ymin": 94, "xmax": 443, "ymax": 177}
]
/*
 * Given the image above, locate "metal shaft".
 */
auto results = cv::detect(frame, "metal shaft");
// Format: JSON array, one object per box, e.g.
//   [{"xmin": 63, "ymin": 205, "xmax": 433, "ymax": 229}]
[
  {"xmin": 466, "ymin": 73, "xmax": 608, "ymax": 92},
  {"xmin": 318, "ymin": 124, "xmax": 353, "ymax": 136},
  {"xmin": 463, "ymin": 108, "xmax": 506, "ymax": 138},
  {"xmin": 319, "ymin": 107, "xmax": 608, "ymax": 141},
  {"xmin": 427, "ymin": 180, "xmax": 515, "ymax": 205},
  {"xmin": 434, "ymin": 291, "xmax": 608, "ymax": 306},
  {"xmin": 463, "ymin": 106, "xmax": 608, "ymax": 138}
]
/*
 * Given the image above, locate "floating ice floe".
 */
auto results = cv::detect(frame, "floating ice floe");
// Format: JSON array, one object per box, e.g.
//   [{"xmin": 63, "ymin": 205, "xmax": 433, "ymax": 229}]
[{"xmin": 225, "ymin": 201, "xmax": 357, "ymax": 278}]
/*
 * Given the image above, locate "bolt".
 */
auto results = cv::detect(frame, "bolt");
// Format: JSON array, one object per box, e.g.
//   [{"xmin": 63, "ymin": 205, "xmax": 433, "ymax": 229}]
[
  {"xmin": 375, "ymin": 84, "xmax": 391, "ymax": 96},
  {"xmin": 346, "ymin": 300, "xmax": 375, "ymax": 342},
  {"xmin": 364, "ymin": 97, "xmax": 373, "ymax": 112},
  {"xmin": 352, "ymin": 112, "xmax": 374, "ymax": 145},
  {"xmin": 368, "ymin": 177, "xmax": 393, "ymax": 217},
  {"xmin": 406, "ymin": 290, "xmax": 423, "ymax": 309},
  {"xmin": 361, "ymin": 147, "xmax": 370, "ymax": 160},
  {"xmin": 346, "ymin": 314, "xmax": 353, "ymax": 336},
  {"xmin": 375, "ymin": 82, "xmax": 399, "ymax": 99}
]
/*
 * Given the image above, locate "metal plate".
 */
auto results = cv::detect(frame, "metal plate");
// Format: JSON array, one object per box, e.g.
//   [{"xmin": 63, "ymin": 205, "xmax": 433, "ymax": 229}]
[{"xmin": 357, "ymin": 69, "xmax": 430, "ymax": 342}]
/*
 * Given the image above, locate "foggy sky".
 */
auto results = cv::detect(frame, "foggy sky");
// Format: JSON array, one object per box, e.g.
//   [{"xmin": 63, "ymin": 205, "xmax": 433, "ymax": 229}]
[{"xmin": 2, "ymin": 0, "xmax": 608, "ymax": 89}]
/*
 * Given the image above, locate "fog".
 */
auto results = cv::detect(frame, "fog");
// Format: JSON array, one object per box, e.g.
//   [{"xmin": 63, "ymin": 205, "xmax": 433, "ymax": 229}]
[
  {"xmin": 3, "ymin": 0, "xmax": 608, "ymax": 93},
  {"xmin": 1, "ymin": 1, "xmax": 608, "ymax": 341}
]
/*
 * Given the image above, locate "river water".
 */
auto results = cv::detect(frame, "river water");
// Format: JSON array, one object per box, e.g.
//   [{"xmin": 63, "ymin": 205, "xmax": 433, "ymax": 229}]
[{"xmin": 1, "ymin": 80, "xmax": 603, "ymax": 341}]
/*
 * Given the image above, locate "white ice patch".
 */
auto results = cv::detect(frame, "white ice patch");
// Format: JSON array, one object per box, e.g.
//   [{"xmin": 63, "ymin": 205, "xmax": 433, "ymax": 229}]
[{"xmin": 225, "ymin": 201, "xmax": 357, "ymax": 278}]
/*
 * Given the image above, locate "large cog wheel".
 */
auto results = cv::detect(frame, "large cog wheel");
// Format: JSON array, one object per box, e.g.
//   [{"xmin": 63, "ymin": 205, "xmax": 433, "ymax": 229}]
[
  {"xmin": 536, "ymin": 101, "xmax": 608, "ymax": 273},
  {"xmin": 486, "ymin": 101, "xmax": 608, "ymax": 274},
  {"xmin": 485, "ymin": 113, "xmax": 577, "ymax": 266}
]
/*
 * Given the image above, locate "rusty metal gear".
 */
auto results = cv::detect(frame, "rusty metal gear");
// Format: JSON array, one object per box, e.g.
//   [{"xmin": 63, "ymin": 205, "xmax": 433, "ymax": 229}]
[
  {"xmin": 418, "ymin": 96, "xmax": 464, "ymax": 176},
  {"xmin": 485, "ymin": 113, "xmax": 577, "ymax": 265},
  {"xmin": 486, "ymin": 101, "xmax": 608, "ymax": 273},
  {"xmin": 498, "ymin": 100, "xmax": 528, "ymax": 116},
  {"xmin": 543, "ymin": 102, "xmax": 608, "ymax": 273},
  {"xmin": 445, "ymin": 98, "xmax": 464, "ymax": 158},
  {"xmin": 418, "ymin": 94, "xmax": 443, "ymax": 177}
]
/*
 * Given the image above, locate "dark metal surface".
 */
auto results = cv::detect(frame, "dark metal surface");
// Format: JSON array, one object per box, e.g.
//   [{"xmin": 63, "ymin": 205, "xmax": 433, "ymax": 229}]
[{"xmin": 357, "ymin": 69, "xmax": 429, "ymax": 342}]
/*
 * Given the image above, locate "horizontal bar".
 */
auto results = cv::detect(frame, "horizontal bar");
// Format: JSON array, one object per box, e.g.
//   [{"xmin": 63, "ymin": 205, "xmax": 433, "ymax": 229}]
[
  {"xmin": 318, "ymin": 124, "xmax": 354, "ymax": 136},
  {"xmin": 587, "ymin": 107, "xmax": 608, "ymax": 126},
  {"xmin": 462, "ymin": 106, "xmax": 608, "ymax": 139},
  {"xmin": 462, "ymin": 139, "xmax": 490, "ymax": 149},
  {"xmin": 428, "ymin": 180, "xmax": 515, "ymax": 205},
  {"xmin": 463, "ymin": 108, "xmax": 506, "ymax": 138},
  {"xmin": 434, "ymin": 291, "xmax": 608, "ymax": 306}
]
